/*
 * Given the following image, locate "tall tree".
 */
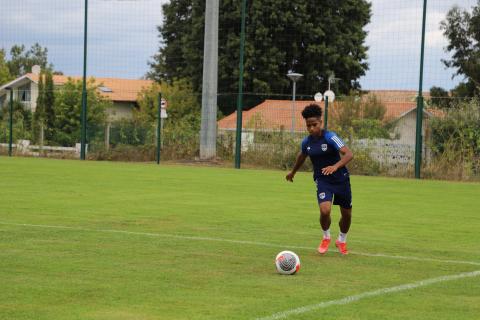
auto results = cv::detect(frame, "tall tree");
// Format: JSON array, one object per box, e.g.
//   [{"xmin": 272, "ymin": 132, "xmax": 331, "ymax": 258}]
[
  {"xmin": 441, "ymin": 2, "xmax": 480, "ymax": 97},
  {"xmin": 53, "ymin": 78, "xmax": 108, "ymax": 146},
  {"xmin": 0, "ymin": 49, "xmax": 13, "ymax": 85},
  {"xmin": 7, "ymin": 43, "xmax": 53, "ymax": 77},
  {"xmin": 148, "ymin": 0, "xmax": 371, "ymax": 114},
  {"xmin": 429, "ymin": 86, "xmax": 451, "ymax": 109},
  {"xmin": 44, "ymin": 71, "xmax": 56, "ymax": 141}
]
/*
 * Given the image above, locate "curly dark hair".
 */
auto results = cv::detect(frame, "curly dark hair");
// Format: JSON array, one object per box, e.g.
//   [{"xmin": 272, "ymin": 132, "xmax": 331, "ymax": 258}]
[{"xmin": 301, "ymin": 103, "xmax": 323, "ymax": 119}]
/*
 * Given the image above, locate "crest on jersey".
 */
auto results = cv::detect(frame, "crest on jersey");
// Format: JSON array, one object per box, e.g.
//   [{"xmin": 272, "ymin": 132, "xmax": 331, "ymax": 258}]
[{"xmin": 321, "ymin": 144, "xmax": 328, "ymax": 151}]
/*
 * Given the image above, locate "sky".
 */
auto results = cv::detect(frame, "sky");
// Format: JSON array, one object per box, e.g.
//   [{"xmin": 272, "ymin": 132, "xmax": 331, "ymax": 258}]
[{"xmin": 0, "ymin": 0, "xmax": 476, "ymax": 91}]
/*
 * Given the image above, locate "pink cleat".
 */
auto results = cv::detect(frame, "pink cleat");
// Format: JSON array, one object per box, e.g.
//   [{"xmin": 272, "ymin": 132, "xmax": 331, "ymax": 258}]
[
  {"xmin": 335, "ymin": 240, "xmax": 348, "ymax": 255},
  {"xmin": 317, "ymin": 238, "xmax": 331, "ymax": 254}
]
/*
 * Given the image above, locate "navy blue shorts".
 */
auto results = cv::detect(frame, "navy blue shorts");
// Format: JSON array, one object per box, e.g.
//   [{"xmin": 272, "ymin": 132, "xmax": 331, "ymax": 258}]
[{"xmin": 315, "ymin": 179, "xmax": 352, "ymax": 209}]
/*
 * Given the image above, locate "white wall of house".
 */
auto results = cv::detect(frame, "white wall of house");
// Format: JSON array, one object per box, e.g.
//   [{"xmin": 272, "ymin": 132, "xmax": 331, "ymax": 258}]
[
  {"xmin": 1, "ymin": 78, "xmax": 136, "ymax": 121},
  {"xmin": 106, "ymin": 102, "xmax": 135, "ymax": 121},
  {"xmin": 393, "ymin": 111, "xmax": 429, "ymax": 146},
  {"xmin": 29, "ymin": 81, "xmax": 39, "ymax": 112},
  {"xmin": 0, "ymin": 78, "xmax": 38, "ymax": 112}
]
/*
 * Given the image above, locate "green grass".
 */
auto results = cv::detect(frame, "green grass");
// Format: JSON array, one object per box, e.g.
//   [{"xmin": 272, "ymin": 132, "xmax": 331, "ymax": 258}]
[{"xmin": 0, "ymin": 157, "xmax": 479, "ymax": 320}]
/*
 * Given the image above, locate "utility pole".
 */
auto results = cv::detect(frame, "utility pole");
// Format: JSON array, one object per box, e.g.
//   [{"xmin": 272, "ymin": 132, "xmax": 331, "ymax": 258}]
[
  {"xmin": 200, "ymin": 0, "xmax": 219, "ymax": 160},
  {"xmin": 80, "ymin": 0, "xmax": 89, "ymax": 160}
]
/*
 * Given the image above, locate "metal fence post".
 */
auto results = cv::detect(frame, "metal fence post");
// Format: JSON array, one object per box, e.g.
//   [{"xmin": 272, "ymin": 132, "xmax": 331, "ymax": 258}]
[
  {"xmin": 415, "ymin": 0, "xmax": 428, "ymax": 179},
  {"xmin": 8, "ymin": 88, "xmax": 13, "ymax": 157},
  {"xmin": 234, "ymin": 0, "xmax": 247, "ymax": 169},
  {"xmin": 105, "ymin": 122, "xmax": 110, "ymax": 151},
  {"xmin": 324, "ymin": 96, "xmax": 329, "ymax": 131}
]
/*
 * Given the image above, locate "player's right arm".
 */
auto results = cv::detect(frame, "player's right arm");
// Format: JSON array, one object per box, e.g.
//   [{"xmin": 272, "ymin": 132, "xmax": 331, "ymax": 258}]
[{"xmin": 286, "ymin": 152, "xmax": 307, "ymax": 182}]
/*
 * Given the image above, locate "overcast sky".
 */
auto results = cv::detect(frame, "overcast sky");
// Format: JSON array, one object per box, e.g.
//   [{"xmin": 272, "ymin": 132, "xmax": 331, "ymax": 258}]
[{"xmin": 0, "ymin": 0, "xmax": 476, "ymax": 91}]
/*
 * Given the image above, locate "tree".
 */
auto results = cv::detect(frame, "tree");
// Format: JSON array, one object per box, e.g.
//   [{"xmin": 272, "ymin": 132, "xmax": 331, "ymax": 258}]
[
  {"xmin": 44, "ymin": 71, "xmax": 56, "ymax": 141},
  {"xmin": 441, "ymin": 3, "xmax": 480, "ymax": 97},
  {"xmin": 429, "ymin": 98, "xmax": 480, "ymax": 178},
  {"xmin": 429, "ymin": 86, "xmax": 451, "ymax": 109},
  {"xmin": 332, "ymin": 93, "xmax": 389, "ymax": 139},
  {"xmin": 136, "ymin": 78, "xmax": 201, "ymax": 128},
  {"xmin": 34, "ymin": 70, "xmax": 56, "ymax": 143},
  {"xmin": 149, "ymin": 0, "xmax": 371, "ymax": 114},
  {"xmin": 0, "ymin": 100, "xmax": 33, "ymax": 142},
  {"xmin": 0, "ymin": 49, "xmax": 13, "ymax": 85},
  {"xmin": 53, "ymin": 78, "xmax": 109, "ymax": 146},
  {"xmin": 7, "ymin": 43, "xmax": 53, "ymax": 77}
]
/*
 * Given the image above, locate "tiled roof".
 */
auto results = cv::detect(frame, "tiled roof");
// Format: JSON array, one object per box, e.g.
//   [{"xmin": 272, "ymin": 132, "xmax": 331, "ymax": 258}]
[
  {"xmin": 218, "ymin": 100, "xmax": 320, "ymax": 132},
  {"xmin": 218, "ymin": 99, "xmax": 442, "ymax": 131},
  {"xmin": 364, "ymin": 90, "xmax": 430, "ymax": 103},
  {"xmin": 26, "ymin": 73, "xmax": 153, "ymax": 102}
]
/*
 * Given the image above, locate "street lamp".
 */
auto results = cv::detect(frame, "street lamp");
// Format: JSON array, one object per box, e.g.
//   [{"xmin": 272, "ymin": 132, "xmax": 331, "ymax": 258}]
[
  {"xmin": 156, "ymin": 95, "xmax": 168, "ymax": 165},
  {"xmin": 325, "ymin": 74, "xmax": 339, "ymax": 130},
  {"xmin": 287, "ymin": 72, "xmax": 303, "ymax": 134},
  {"xmin": 314, "ymin": 74, "xmax": 338, "ymax": 130}
]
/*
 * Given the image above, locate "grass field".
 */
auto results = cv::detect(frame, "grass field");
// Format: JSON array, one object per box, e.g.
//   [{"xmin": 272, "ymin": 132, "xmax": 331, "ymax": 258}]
[{"xmin": 0, "ymin": 157, "xmax": 479, "ymax": 320}]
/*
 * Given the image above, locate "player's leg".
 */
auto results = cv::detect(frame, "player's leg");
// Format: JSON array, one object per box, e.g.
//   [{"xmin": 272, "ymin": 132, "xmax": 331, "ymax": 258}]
[
  {"xmin": 332, "ymin": 181, "xmax": 352, "ymax": 255},
  {"xmin": 319, "ymin": 201, "xmax": 332, "ymax": 232},
  {"xmin": 317, "ymin": 201, "xmax": 332, "ymax": 254},
  {"xmin": 316, "ymin": 181, "xmax": 334, "ymax": 254},
  {"xmin": 339, "ymin": 207, "xmax": 352, "ymax": 234},
  {"xmin": 335, "ymin": 207, "xmax": 351, "ymax": 255}
]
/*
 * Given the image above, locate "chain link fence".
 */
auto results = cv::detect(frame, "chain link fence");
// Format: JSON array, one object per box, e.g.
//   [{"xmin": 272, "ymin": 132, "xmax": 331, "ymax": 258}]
[{"xmin": 0, "ymin": 1, "xmax": 479, "ymax": 180}]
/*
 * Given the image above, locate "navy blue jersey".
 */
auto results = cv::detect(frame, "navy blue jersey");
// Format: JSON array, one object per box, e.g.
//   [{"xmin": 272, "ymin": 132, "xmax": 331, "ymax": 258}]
[{"xmin": 301, "ymin": 130, "xmax": 349, "ymax": 183}]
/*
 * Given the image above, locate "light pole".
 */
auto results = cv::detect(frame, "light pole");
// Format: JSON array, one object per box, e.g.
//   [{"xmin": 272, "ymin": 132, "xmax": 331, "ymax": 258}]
[
  {"xmin": 323, "ymin": 90, "xmax": 335, "ymax": 131},
  {"xmin": 156, "ymin": 94, "xmax": 168, "ymax": 165},
  {"xmin": 314, "ymin": 75, "xmax": 337, "ymax": 130},
  {"xmin": 287, "ymin": 72, "xmax": 303, "ymax": 134},
  {"xmin": 324, "ymin": 74, "xmax": 339, "ymax": 130}
]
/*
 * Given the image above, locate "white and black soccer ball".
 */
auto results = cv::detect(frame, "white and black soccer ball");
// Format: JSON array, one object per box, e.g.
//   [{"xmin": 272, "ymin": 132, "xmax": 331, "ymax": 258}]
[{"xmin": 275, "ymin": 250, "xmax": 301, "ymax": 275}]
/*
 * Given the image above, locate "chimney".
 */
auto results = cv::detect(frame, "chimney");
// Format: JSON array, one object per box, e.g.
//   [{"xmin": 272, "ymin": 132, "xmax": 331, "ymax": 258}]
[{"xmin": 31, "ymin": 65, "xmax": 41, "ymax": 75}]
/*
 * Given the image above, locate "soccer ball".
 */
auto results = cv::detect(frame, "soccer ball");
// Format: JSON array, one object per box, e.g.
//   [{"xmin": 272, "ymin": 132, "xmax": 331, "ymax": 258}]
[{"xmin": 275, "ymin": 250, "xmax": 301, "ymax": 275}]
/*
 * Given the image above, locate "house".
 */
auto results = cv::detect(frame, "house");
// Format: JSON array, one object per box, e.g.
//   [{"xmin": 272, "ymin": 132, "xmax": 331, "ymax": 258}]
[
  {"xmin": 0, "ymin": 65, "xmax": 153, "ymax": 121},
  {"xmin": 218, "ymin": 99, "xmax": 317, "ymax": 134},
  {"xmin": 219, "ymin": 91, "xmax": 439, "ymax": 141},
  {"xmin": 218, "ymin": 95, "xmax": 442, "ymax": 164}
]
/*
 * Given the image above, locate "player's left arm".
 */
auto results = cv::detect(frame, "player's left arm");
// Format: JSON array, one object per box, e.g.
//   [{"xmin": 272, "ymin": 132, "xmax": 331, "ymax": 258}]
[{"xmin": 322, "ymin": 146, "xmax": 353, "ymax": 175}]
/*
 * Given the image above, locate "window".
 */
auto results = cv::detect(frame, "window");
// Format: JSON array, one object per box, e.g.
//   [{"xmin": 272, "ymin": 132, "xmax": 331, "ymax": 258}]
[
  {"xmin": 18, "ymin": 84, "xmax": 31, "ymax": 102},
  {"xmin": 99, "ymin": 86, "xmax": 113, "ymax": 93}
]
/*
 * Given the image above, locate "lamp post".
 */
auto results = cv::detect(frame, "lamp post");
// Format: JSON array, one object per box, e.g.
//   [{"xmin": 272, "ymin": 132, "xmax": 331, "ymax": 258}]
[
  {"xmin": 323, "ymin": 74, "xmax": 339, "ymax": 130},
  {"xmin": 323, "ymin": 90, "xmax": 335, "ymax": 130},
  {"xmin": 157, "ymin": 94, "xmax": 168, "ymax": 165},
  {"xmin": 287, "ymin": 72, "xmax": 303, "ymax": 134}
]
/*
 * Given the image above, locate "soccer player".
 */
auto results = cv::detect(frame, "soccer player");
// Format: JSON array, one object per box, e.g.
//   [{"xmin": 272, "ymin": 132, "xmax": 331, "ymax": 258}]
[{"xmin": 286, "ymin": 104, "xmax": 353, "ymax": 255}]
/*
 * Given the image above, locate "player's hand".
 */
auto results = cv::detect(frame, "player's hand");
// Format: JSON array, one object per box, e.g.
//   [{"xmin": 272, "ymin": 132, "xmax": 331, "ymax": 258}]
[
  {"xmin": 286, "ymin": 172, "xmax": 295, "ymax": 182},
  {"xmin": 321, "ymin": 165, "xmax": 338, "ymax": 175}
]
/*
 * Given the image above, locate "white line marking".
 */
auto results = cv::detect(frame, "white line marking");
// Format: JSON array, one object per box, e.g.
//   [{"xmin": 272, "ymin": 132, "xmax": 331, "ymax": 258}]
[
  {"xmin": 1, "ymin": 221, "xmax": 479, "ymax": 267},
  {"xmin": 256, "ymin": 270, "xmax": 480, "ymax": 320}
]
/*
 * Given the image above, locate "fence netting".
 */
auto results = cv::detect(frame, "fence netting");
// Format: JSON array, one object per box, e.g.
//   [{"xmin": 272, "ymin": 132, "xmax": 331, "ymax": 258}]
[{"xmin": 0, "ymin": 1, "xmax": 478, "ymax": 180}]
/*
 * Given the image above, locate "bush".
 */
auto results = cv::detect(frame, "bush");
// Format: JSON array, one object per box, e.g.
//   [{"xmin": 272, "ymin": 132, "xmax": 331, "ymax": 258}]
[{"xmin": 427, "ymin": 98, "xmax": 480, "ymax": 180}]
